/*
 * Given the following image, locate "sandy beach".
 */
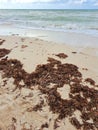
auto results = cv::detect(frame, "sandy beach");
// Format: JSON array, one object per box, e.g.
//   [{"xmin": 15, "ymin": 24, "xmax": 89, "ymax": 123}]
[{"xmin": 0, "ymin": 34, "xmax": 98, "ymax": 130}]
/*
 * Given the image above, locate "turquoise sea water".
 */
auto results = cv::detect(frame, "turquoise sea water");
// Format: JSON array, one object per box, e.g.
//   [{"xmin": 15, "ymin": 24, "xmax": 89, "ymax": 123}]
[{"xmin": 0, "ymin": 9, "xmax": 98, "ymax": 36}]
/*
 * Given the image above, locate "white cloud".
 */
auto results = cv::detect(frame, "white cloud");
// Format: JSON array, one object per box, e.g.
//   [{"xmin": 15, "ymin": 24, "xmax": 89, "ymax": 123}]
[
  {"xmin": 0, "ymin": 0, "xmax": 98, "ymax": 9},
  {"xmin": 74, "ymin": 0, "xmax": 87, "ymax": 4},
  {"xmin": 94, "ymin": 2, "xmax": 98, "ymax": 6},
  {"xmin": 0, "ymin": 0, "xmax": 59, "ymax": 3},
  {"xmin": 65, "ymin": 0, "xmax": 88, "ymax": 5},
  {"xmin": 15, "ymin": 0, "xmax": 57, "ymax": 3},
  {"xmin": 0, "ymin": 0, "xmax": 97, "ymax": 4},
  {"xmin": 0, "ymin": 0, "xmax": 8, "ymax": 2}
]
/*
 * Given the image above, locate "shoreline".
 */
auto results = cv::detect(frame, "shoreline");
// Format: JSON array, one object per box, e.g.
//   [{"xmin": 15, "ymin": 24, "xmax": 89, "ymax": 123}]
[{"xmin": 0, "ymin": 25, "xmax": 98, "ymax": 48}]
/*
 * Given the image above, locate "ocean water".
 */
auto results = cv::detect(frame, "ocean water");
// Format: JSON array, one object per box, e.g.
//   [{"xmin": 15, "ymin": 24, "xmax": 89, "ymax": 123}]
[{"xmin": 0, "ymin": 9, "xmax": 98, "ymax": 36}]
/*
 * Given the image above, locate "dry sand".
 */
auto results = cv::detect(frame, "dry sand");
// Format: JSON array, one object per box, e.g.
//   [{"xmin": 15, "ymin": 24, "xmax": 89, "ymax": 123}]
[{"xmin": 0, "ymin": 35, "xmax": 98, "ymax": 130}]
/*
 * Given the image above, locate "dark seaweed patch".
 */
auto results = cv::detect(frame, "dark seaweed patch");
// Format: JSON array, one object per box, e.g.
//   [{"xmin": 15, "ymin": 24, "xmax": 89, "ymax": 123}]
[
  {"xmin": 85, "ymin": 78, "xmax": 95, "ymax": 85},
  {"xmin": 0, "ymin": 54, "xmax": 98, "ymax": 130},
  {"xmin": 0, "ymin": 39, "xmax": 5, "ymax": 45},
  {"xmin": 0, "ymin": 48, "xmax": 10, "ymax": 58},
  {"xmin": 55, "ymin": 53, "xmax": 68, "ymax": 59}
]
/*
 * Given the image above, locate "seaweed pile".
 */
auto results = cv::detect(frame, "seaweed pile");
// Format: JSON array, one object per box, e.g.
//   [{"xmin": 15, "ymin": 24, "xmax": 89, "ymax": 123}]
[
  {"xmin": 85, "ymin": 78, "xmax": 95, "ymax": 85},
  {"xmin": 40, "ymin": 123, "xmax": 49, "ymax": 129},
  {"xmin": 0, "ymin": 51, "xmax": 98, "ymax": 130},
  {"xmin": 0, "ymin": 39, "xmax": 5, "ymax": 45},
  {"xmin": 55, "ymin": 53, "xmax": 68, "ymax": 59},
  {"xmin": 0, "ymin": 48, "xmax": 11, "ymax": 58}
]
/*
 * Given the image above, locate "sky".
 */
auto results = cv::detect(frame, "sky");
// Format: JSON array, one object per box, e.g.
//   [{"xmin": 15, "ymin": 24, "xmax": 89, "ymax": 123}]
[{"xmin": 0, "ymin": 0, "xmax": 98, "ymax": 9}]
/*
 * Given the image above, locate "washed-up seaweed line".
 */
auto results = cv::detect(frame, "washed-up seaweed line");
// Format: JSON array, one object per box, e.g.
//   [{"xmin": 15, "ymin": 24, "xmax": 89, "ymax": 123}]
[{"xmin": 0, "ymin": 48, "xmax": 98, "ymax": 130}]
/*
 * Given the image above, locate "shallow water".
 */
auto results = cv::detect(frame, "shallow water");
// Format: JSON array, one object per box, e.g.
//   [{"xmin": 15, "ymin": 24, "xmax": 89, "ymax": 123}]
[{"xmin": 0, "ymin": 9, "xmax": 98, "ymax": 36}]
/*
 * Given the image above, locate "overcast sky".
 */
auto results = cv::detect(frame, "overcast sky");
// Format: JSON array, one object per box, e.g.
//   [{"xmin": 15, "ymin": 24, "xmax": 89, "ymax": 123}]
[{"xmin": 0, "ymin": 0, "xmax": 98, "ymax": 9}]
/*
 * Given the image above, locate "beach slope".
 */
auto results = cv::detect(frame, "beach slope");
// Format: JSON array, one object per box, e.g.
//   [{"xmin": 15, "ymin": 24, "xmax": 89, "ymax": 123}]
[{"xmin": 0, "ymin": 35, "xmax": 98, "ymax": 130}]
